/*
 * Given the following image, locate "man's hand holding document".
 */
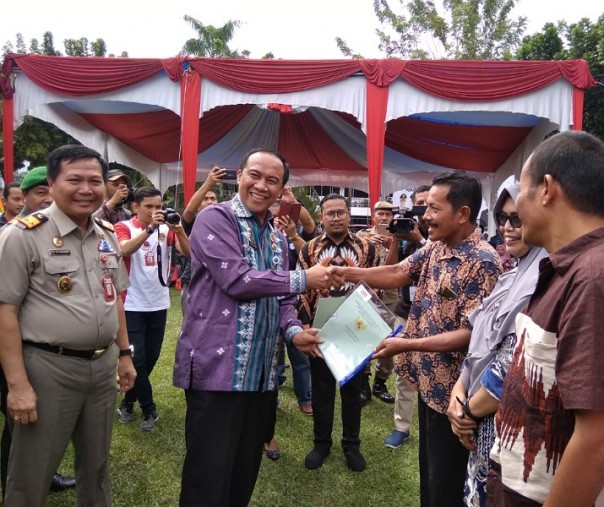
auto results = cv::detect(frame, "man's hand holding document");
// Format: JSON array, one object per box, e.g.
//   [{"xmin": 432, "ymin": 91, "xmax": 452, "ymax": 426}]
[{"xmin": 314, "ymin": 281, "xmax": 401, "ymax": 386}]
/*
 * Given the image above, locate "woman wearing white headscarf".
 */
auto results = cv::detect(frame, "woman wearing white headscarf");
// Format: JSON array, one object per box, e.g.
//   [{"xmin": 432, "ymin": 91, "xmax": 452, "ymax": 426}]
[{"xmin": 446, "ymin": 184, "xmax": 548, "ymax": 507}]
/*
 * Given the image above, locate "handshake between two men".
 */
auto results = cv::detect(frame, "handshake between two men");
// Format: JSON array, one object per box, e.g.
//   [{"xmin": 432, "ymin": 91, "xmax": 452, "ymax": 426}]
[
  {"xmin": 290, "ymin": 264, "xmax": 346, "ymax": 359},
  {"xmin": 292, "ymin": 262, "xmax": 410, "ymax": 361}
]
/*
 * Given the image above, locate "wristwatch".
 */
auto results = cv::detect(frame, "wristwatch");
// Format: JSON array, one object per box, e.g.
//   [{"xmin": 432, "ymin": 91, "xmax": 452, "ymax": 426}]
[
  {"xmin": 145, "ymin": 225, "xmax": 154, "ymax": 234},
  {"xmin": 119, "ymin": 345, "xmax": 134, "ymax": 357}
]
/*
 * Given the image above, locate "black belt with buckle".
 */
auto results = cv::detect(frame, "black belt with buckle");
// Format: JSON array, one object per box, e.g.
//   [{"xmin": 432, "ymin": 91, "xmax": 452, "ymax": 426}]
[{"xmin": 23, "ymin": 341, "xmax": 111, "ymax": 360}]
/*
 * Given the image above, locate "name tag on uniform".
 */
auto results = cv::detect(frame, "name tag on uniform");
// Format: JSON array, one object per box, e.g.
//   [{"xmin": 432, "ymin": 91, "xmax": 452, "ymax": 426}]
[{"xmin": 49, "ymin": 249, "xmax": 71, "ymax": 256}]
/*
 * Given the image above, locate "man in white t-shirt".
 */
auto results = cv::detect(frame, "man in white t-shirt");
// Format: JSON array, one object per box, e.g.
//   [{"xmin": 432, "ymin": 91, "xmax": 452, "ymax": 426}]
[{"xmin": 114, "ymin": 187, "xmax": 190, "ymax": 430}]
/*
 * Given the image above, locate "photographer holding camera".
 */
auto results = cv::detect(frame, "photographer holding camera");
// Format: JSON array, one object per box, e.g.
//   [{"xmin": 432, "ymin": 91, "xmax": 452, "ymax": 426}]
[
  {"xmin": 93, "ymin": 169, "xmax": 133, "ymax": 224},
  {"xmin": 114, "ymin": 187, "xmax": 190, "ymax": 431}
]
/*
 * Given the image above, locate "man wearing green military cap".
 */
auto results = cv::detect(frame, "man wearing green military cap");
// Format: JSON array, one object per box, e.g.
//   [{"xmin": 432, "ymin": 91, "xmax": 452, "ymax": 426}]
[{"xmin": 18, "ymin": 166, "xmax": 53, "ymax": 217}]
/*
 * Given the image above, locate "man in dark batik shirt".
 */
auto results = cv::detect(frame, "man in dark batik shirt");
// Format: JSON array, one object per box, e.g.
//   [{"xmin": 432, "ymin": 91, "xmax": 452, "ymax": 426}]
[{"xmin": 297, "ymin": 193, "xmax": 379, "ymax": 472}]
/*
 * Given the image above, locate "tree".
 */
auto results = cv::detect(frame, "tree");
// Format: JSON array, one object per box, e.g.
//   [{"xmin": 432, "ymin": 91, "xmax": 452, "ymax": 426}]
[
  {"xmin": 516, "ymin": 22, "xmax": 565, "ymax": 60},
  {"xmin": 181, "ymin": 16, "xmax": 250, "ymax": 58},
  {"xmin": 64, "ymin": 37, "xmax": 90, "ymax": 56},
  {"xmin": 0, "ymin": 115, "xmax": 79, "ymax": 180},
  {"xmin": 29, "ymin": 38, "xmax": 40, "ymax": 54},
  {"xmin": 0, "ymin": 31, "xmax": 124, "ymax": 181},
  {"xmin": 338, "ymin": 0, "xmax": 526, "ymax": 59},
  {"xmin": 516, "ymin": 14, "xmax": 604, "ymax": 139},
  {"xmin": 91, "ymin": 39, "xmax": 107, "ymax": 57},
  {"xmin": 15, "ymin": 33, "xmax": 26, "ymax": 54},
  {"xmin": 42, "ymin": 31, "xmax": 60, "ymax": 56}
]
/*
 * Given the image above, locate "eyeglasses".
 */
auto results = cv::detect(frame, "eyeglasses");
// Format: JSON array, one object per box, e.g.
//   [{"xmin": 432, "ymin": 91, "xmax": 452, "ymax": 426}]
[
  {"xmin": 323, "ymin": 210, "xmax": 349, "ymax": 220},
  {"xmin": 496, "ymin": 212, "xmax": 522, "ymax": 228}
]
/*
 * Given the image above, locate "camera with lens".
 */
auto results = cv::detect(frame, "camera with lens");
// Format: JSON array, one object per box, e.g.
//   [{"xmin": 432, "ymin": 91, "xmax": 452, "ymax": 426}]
[
  {"xmin": 117, "ymin": 187, "xmax": 137, "ymax": 209},
  {"xmin": 387, "ymin": 206, "xmax": 427, "ymax": 234},
  {"xmin": 161, "ymin": 208, "xmax": 181, "ymax": 225}
]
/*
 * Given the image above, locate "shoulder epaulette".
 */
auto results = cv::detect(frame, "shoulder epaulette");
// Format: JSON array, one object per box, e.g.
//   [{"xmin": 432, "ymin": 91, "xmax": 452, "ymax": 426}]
[
  {"xmin": 14, "ymin": 212, "xmax": 49, "ymax": 230},
  {"xmin": 94, "ymin": 217, "xmax": 114, "ymax": 232}
]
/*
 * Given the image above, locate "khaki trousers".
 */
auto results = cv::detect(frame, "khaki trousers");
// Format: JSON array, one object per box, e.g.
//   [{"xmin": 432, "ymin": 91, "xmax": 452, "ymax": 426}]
[{"xmin": 6, "ymin": 344, "xmax": 118, "ymax": 507}]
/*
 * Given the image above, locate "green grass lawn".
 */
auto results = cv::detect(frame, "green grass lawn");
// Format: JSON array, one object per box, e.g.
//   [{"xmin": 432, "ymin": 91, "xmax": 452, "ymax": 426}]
[{"xmin": 29, "ymin": 289, "xmax": 420, "ymax": 506}]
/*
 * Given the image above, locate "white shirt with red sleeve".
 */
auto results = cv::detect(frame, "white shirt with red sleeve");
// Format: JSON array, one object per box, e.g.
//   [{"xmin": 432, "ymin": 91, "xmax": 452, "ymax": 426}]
[{"xmin": 114, "ymin": 217, "xmax": 175, "ymax": 312}]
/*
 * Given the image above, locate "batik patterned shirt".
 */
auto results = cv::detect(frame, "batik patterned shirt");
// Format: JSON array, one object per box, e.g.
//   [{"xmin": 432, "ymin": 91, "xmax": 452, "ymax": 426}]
[
  {"xmin": 396, "ymin": 228, "xmax": 501, "ymax": 413},
  {"xmin": 173, "ymin": 195, "xmax": 306, "ymax": 392},
  {"xmin": 297, "ymin": 231, "xmax": 379, "ymax": 325}
]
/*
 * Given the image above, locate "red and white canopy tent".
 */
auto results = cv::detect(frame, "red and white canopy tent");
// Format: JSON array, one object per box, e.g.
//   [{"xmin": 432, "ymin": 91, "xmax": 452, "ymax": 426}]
[{"xmin": 1, "ymin": 54, "xmax": 597, "ymax": 216}]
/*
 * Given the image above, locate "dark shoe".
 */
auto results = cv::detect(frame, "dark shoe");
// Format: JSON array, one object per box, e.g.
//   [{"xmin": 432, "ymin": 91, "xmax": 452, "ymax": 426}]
[
  {"xmin": 264, "ymin": 438, "xmax": 281, "ymax": 461},
  {"xmin": 140, "ymin": 410, "xmax": 158, "ymax": 431},
  {"xmin": 49, "ymin": 473, "xmax": 76, "ymax": 492},
  {"xmin": 359, "ymin": 374, "xmax": 372, "ymax": 406},
  {"xmin": 344, "ymin": 447, "xmax": 366, "ymax": 472},
  {"xmin": 372, "ymin": 380, "xmax": 395, "ymax": 404},
  {"xmin": 298, "ymin": 402, "xmax": 313, "ymax": 416},
  {"xmin": 304, "ymin": 446, "xmax": 330, "ymax": 470},
  {"xmin": 117, "ymin": 400, "xmax": 134, "ymax": 424},
  {"xmin": 384, "ymin": 430, "xmax": 410, "ymax": 449}
]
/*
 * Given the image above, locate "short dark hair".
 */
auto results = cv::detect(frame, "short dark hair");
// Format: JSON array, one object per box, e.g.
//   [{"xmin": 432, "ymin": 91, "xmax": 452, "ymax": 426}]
[
  {"xmin": 134, "ymin": 186, "xmax": 162, "ymax": 204},
  {"xmin": 47, "ymin": 145, "xmax": 109, "ymax": 182},
  {"xmin": 527, "ymin": 131, "xmax": 604, "ymax": 217},
  {"xmin": 431, "ymin": 170, "xmax": 482, "ymax": 222},
  {"xmin": 239, "ymin": 148, "xmax": 289, "ymax": 185},
  {"xmin": 411, "ymin": 185, "xmax": 431, "ymax": 204},
  {"xmin": 3, "ymin": 182, "xmax": 21, "ymax": 200},
  {"xmin": 320, "ymin": 193, "xmax": 349, "ymax": 211}
]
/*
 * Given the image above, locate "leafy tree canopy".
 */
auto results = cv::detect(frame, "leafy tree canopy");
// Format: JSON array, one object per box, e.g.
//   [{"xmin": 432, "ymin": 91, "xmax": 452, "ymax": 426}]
[
  {"xmin": 2, "ymin": 31, "xmax": 127, "ymax": 58},
  {"xmin": 338, "ymin": 0, "xmax": 527, "ymax": 59},
  {"xmin": 516, "ymin": 14, "xmax": 604, "ymax": 138},
  {"xmin": 181, "ymin": 17, "xmax": 249, "ymax": 58}
]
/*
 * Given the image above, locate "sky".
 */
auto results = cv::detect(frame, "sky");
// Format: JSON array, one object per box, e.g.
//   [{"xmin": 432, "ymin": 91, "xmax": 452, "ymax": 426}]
[{"xmin": 2, "ymin": 0, "xmax": 602, "ymax": 60}]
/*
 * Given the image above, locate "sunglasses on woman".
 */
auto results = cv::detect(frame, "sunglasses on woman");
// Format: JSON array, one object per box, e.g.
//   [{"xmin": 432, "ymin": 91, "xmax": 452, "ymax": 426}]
[{"xmin": 496, "ymin": 212, "xmax": 522, "ymax": 228}]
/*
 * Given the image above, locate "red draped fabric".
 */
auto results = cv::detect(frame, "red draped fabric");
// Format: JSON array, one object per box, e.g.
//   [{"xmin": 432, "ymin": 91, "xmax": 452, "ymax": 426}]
[
  {"xmin": 366, "ymin": 82, "xmax": 388, "ymax": 206},
  {"xmin": 2, "ymin": 55, "xmax": 595, "ymax": 99},
  {"xmin": 1, "ymin": 54, "xmax": 181, "ymax": 97},
  {"xmin": 188, "ymin": 58, "xmax": 363, "ymax": 93},
  {"xmin": 386, "ymin": 117, "xmax": 532, "ymax": 172},
  {"xmin": 278, "ymin": 111, "xmax": 366, "ymax": 171},
  {"xmin": 197, "ymin": 104, "xmax": 255, "ymax": 151},
  {"xmin": 0, "ymin": 54, "xmax": 597, "ymax": 196},
  {"xmin": 186, "ymin": 58, "xmax": 596, "ymax": 99},
  {"xmin": 2, "ymin": 98, "xmax": 14, "ymax": 183},
  {"xmin": 79, "ymin": 104, "xmax": 255, "ymax": 162},
  {"xmin": 181, "ymin": 71, "xmax": 201, "ymax": 201},
  {"xmin": 80, "ymin": 110, "xmax": 182, "ymax": 162},
  {"xmin": 572, "ymin": 88, "xmax": 584, "ymax": 131},
  {"xmin": 399, "ymin": 60, "xmax": 597, "ymax": 101}
]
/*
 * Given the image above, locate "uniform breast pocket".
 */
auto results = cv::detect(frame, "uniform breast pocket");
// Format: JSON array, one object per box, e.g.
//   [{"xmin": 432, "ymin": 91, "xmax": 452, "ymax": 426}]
[
  {"xmin": 97, "ymin": 254, "xmax": 119, "ymax": 272},
  {"xmin": 43, "ymin": 257, "xmax": 84, "ymax": 296}
]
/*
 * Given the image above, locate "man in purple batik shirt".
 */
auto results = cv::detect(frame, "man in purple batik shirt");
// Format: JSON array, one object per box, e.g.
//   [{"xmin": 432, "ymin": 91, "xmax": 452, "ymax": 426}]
[{"xmin": 174, "ymin": 148, "xmax": 337, "ymax": 507}]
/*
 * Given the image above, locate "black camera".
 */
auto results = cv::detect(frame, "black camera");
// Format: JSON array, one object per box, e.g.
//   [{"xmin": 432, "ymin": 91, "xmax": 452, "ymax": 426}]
[
  {"xmin": 387, "ymin": 206, "xmax": 427, "ymax": 234},
  {"xmin": 117, "ymin": 187, "xmax": 136, "ymax": 209},
  {"xmin": 161, "ymin": 208, "xmax": 181, "ymax": 225}
]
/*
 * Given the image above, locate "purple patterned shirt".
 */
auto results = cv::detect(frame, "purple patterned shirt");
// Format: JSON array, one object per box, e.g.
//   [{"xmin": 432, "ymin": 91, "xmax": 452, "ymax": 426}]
[{"xmin": 173, "ymin": 195, "xmax": 306, "ymax": 392}]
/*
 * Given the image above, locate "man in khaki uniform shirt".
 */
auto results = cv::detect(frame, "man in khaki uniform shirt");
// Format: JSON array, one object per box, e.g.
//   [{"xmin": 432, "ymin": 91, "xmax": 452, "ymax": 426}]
[
  {"xmin": 357, "ymin": 201, "xmax": 417, "ymax": 449},
  {"xmin": 0, "ymin": 145, "xmax": 136, "ymax": 507}
]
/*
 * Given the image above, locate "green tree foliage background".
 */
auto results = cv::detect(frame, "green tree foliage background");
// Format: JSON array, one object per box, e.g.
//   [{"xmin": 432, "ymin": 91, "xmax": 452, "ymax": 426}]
[{"xmin": 516, "ymin": 15, "xmax": 604, "ymax": 139}]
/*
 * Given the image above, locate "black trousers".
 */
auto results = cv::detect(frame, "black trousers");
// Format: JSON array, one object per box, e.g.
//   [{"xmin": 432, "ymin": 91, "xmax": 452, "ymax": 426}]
[
  {"xmin": 309, "ymin": 357, "xmax": 363, "ymax": 450},
  {"xmin": 179, "ymin": 389, "xmax": 273, "ymax": 507},
  {"xmin": 264, "ymin": 390, "xmax": 278, "ymax": 444},
  {"xmin": 418, "ymin": 395, "xmax": 469, "ymax": 507}
]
